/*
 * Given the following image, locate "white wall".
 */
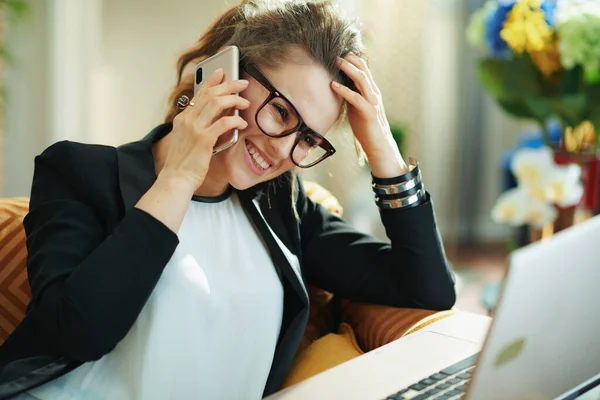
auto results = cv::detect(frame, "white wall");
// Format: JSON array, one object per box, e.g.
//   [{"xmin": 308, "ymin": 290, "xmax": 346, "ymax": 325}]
[
  {"xmin": 90, "ymin": 0, "xmax": 234, "ymax": 146},
  {"xmin": 418, "ymin": 0, "xmax": 463, "ymax": 238}
]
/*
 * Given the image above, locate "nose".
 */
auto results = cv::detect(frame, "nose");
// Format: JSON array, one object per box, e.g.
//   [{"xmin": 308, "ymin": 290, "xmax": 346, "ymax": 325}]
[{"xmin": 267, "ymin": 133, "xmax": 296, "ymax": 162}]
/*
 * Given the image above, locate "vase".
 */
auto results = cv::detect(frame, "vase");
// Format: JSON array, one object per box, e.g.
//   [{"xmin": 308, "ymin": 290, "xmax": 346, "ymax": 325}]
[{"xmin": 555, "ymin": 150, "xmax": 599, "ymax": 207}]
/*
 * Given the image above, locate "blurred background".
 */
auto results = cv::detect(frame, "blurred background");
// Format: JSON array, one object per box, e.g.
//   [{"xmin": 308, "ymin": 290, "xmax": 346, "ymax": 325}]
[{"xmin": 0, "ymin": 0, "xmax": 546, "ymax": 315}]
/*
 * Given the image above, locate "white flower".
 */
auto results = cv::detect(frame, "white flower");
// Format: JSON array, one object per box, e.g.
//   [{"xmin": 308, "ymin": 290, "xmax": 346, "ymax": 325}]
[
  {"xmin": 492, "ymin": 147, "xmax": 584, "ymax": 227},
  {"xmin": 556, "ymin": 0, "xmax": 600, "ymax": 25},
  {"xmin": 523, "ymin": 200, "xmax": 558, "ymax": 228},
  {"xmin": 492, "ymin": 187, "xmax": 558, "ymax": 227},
  {"xmin": 511, "ymin": 147, "xmax": 555, "ymax": 188},
  {"xmin": 491, "ymin": 188, "xmax": 529, "ymax": 226},
  {"xmin": 544, "ymin": 163, "xmax": 584, "ymax": 207}
]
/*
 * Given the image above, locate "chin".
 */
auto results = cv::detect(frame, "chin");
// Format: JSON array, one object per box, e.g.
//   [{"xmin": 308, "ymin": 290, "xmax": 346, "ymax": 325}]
[{"xmin": 221, "ymin": 135, "xmax": 284, "ymax": 191}]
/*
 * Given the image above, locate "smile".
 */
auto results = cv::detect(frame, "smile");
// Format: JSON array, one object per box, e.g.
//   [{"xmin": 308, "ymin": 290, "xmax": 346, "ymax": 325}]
[{"xmin": 244, "ymin": 140, "xmax": 272, "ymax": 175}]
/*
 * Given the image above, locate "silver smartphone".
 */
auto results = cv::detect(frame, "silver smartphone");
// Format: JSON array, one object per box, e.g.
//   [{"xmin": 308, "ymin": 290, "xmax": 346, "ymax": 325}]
[{"xmin": 194, "ymin": 45, "xmax": 240, "ymax": 155}]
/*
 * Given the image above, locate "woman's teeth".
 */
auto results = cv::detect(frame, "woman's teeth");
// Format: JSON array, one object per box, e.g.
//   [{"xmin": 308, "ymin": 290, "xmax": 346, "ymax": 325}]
[{"xmin": 246, "ymin": 142, "xmax": 270, "ymax": 170}]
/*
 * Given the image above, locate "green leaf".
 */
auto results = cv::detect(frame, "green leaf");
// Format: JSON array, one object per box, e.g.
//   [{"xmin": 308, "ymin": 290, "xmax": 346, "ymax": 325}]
[
  {"xmin": 585, "ymin": 83, "xmax": 600, "ymax": 139},
  {"xmin": 0, "ymin": 46, "xmax": 11, "ymax": 64},
  {"xmin": 2, "ymin": 0, "xmax": 29, "ymax": 20},
  {"xmin": 496, "ymin": 98, "xmax": 535, "ymax": 119},
  {"xmin": 558, "ymin": 66, "xmax": 584, "ymax": 96},
  {"xmin": 477, "ymin": 57, "xmax": 541, "ymax": 100},
  {"xmin": 552, "ymin": 93, "xmax": 587, "ymax": 126},
  {"xmin": 523, "ymin": 96, "xmax": 555, "ymax": 121}
]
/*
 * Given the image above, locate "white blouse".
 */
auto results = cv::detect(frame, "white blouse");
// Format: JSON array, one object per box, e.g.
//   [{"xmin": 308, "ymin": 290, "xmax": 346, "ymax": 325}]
[{"xmin": 26, "ymin": 191, "xmax": 285, "ymax": 400}]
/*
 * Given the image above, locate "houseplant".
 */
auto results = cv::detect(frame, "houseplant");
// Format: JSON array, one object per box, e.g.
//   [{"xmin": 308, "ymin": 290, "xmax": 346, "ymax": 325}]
[{"xmin": 468, "ymin": 0, "xmax": 600, "ymax": 232}]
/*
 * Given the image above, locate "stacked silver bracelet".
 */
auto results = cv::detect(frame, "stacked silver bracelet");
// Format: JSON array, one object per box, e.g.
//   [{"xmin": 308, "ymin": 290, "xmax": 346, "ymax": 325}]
[{"xmin": 372, "ymin": 158, "xmax": 426, "ymax": 209}]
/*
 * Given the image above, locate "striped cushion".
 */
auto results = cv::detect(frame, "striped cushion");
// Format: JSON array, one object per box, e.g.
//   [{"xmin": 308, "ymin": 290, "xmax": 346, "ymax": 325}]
[
  {"xmin": 340, "ymin": 301, "xmax": 456, "ymax": 352},
  {"xmin": 0, "ymin": 197, "xmax": 31, "ymax": 344}
]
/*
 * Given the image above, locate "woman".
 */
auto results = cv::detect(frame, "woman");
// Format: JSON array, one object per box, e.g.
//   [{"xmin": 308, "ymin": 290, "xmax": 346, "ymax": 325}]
[{"xmin": 0, "ymin": 1, "xmax": 455, "ymax": 399}]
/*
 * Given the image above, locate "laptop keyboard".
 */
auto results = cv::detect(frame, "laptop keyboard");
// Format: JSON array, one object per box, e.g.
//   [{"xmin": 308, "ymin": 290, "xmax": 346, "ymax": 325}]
[{"xmin": 383, "ymin": 353, "xmax": 479, "ymax": 400}]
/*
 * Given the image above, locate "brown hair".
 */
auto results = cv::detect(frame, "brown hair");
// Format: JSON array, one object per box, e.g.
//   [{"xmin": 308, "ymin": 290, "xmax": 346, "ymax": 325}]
[{"xmin": 165, "ymin": 0, "xmax": 365, "ymax": 214}]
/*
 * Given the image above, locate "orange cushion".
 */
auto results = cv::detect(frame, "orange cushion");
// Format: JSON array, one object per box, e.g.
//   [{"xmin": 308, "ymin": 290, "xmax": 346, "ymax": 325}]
[
  {"xmin": 0, "ymin": 197, "xmax": 31, "ymax": 344},
  {"xmin": 282, "ymin": 322, "xmax": 363, "ymax": 388},
  {"xmin": 340, "ymin": 301, "xmax": 456, "ymax": 352}
]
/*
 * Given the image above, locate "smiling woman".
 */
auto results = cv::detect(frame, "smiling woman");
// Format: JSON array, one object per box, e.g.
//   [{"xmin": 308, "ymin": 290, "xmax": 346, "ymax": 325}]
[{"xmin": 0, "ymin": 1, "xmax": 456, "ymax": 399}]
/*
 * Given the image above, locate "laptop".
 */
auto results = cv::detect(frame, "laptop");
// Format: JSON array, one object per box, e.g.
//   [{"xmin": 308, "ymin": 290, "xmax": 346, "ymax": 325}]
[{"xmin": 266, "ymin": 215, "xmax": 600, "ymax": 400}]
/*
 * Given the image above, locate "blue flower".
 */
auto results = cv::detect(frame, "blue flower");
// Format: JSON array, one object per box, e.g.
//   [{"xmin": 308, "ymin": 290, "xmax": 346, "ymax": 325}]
[
  {"xmin": 540, "ymin": 0, "xmax": 557, "ymax": 27},
  {"xmin": 485, "ymin": 0, "xmax": 517, "ymax": 57}
]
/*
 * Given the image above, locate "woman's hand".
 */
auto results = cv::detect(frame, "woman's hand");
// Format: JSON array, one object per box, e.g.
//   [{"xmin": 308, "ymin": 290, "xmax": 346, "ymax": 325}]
[
  {"xmin": 331, "ymin": 53, "xmax": 409, "ymax": 178},
  {"xmin": 161, "ymin": 69, "xmax": 250, "ymax": 192},
  {"xmin": 136, "ymin": 69, "xmax": 249, "ymax": 233}
]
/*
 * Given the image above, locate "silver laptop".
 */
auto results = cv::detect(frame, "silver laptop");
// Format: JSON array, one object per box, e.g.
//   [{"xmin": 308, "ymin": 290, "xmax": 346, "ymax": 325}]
[{"xmin": 267, "ymin": 215, "xmax": 600, "ymax": 400}]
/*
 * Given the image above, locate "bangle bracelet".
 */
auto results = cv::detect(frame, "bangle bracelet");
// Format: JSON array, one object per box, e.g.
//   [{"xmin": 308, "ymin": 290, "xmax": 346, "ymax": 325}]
[
  {"xmin": 375, "ymin": 188, "xmax": 426, "ymax": 209},
  {"xmin": 376, "ymin": 180, "xmax": 423, "ymax": 200},
  {"xmin": 371, "ymin": 158, "xmax": 419, "ymax": 185},
  {"xmin": 372, "ymin": 171, "xmax": 423, "ymax": 196}
]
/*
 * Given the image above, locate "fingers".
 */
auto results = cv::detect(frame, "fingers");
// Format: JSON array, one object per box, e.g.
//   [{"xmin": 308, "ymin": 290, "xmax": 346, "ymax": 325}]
[
  {"xmin": 177, "ymin": 67, "xmax": 250, "ymax": 129},
  {"xmin": 337, "ymin": 55, "xmax": 379, "ymax": 104},
  {"xmin": 198, "ymin": 94, "xmax": 251, "ymax": 126},
  {"xmin": 207, "ymin": 115, "xmax": 248, "ymax": 138},
  {"xmin": 191, "ymin": 68, "xmax": 227, "ymax": 108},
  {"xmin": 344, "ymin": 53, "xmax": 381, "ymax": 97},
  {"xmin": 331, "ymin": 81, "xmax": 372, "ymax": 114},
  {"xmin": 205, "ymin": 79, "xmax": 249, "ymax": 98},
  {"xmin": 182, "ymin": 69, "xmax": 249, "ymax": 116}
]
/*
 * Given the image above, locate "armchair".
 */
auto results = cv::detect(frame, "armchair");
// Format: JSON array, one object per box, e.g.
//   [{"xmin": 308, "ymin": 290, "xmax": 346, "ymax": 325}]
[{"xmin": 0, "ymin": 186, "xmax": 454, "ymax": 389}]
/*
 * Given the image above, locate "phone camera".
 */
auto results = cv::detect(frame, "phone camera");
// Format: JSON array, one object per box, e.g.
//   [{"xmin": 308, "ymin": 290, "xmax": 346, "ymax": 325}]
[{"xmin": 195, "ymin": 67, "xmax": 203, "ymax": 85}]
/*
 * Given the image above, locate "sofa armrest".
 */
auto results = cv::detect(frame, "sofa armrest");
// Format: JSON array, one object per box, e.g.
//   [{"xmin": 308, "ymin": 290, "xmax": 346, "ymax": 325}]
[{"xmin": 339, "ymin": 299, "xmax": 456, "ymax": 353}]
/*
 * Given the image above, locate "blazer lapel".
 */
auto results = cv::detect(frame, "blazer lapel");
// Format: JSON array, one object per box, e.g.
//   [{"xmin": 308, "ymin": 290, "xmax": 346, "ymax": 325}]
[{"xmin": 238, "ymin": 189, "xmax": 308, "ymax": 306}]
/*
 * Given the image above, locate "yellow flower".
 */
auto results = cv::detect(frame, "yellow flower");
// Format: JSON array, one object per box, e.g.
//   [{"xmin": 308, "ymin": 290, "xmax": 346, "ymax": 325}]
[
  {"xmin": 501, "ymin": 0, "xmax": 553, "ymax": 54},
  {"xmin": 530, "ymin": 41, "xmax": 562, "ymax": 77},
  {"xmin": 563, "ymin": 120, "xmax": 597, "ymax": 153}
]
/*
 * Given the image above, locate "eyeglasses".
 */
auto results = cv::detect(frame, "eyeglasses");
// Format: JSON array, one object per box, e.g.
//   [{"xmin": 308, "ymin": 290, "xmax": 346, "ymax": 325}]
[{"xmin": 240, "ymin": 59, "xmax": 336, "ymax": 168}]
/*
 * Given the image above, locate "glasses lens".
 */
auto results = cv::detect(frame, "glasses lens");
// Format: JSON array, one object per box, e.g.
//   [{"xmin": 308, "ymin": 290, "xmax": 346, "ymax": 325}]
[
  {"xmin": 293, "ymin": 134, "xmax": 328, "ymax": 167},
  {"xmin": 257, "ymin": 97, "xmax": 300, "ymax": 137}
]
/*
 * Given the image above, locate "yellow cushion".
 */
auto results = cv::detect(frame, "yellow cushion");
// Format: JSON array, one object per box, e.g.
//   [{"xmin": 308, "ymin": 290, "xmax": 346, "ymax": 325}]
[{"xmin": 281, "ymin": 322, "xmax": 364, "ymax": 388}]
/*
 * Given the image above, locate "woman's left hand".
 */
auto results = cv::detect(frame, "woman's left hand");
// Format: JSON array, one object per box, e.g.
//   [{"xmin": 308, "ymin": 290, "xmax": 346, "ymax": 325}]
[{"xmin": 331, "ymin": 53, "xmax": 409, "ymax": 178}]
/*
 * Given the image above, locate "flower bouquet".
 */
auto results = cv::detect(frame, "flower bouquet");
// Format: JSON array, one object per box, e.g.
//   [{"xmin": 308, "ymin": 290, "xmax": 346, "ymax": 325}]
[
  {"xmin": 467, "ymin": 0, "xmax": 600, "ymax": 147},
  {"xmin": 468, "ymin": 0, "xmax": 600, "ymax": 232}
]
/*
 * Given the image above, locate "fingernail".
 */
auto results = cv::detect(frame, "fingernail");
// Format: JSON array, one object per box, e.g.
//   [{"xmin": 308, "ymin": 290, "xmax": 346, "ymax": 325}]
[
  {"xmin": 239, "ymin": 79, "xmax": 249, "ymax": 85},
  {"xmin": 214, "ymin": 68, "xmax": 223, "ymax": 75},
  {"xmin": 332, "ymin": 81, "xmax": 341, "ymax": 88}
]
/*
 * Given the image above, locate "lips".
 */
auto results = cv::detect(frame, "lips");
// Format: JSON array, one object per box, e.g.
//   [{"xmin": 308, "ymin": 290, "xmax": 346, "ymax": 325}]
[{"xmin": 244, "ymin": 139, "xmax": 272, "ymax": 176}]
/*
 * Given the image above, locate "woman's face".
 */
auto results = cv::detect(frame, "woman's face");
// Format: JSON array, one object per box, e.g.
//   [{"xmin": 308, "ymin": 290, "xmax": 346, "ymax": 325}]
[{"xmin": 215, "ymin": 57, "xmax": 343, "ymax": 190}]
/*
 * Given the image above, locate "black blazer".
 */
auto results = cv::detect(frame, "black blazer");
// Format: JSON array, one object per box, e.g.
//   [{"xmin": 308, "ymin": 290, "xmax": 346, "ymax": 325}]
[{"xmin": 0, "ymin": 123, "xmax": 455, "ymax": 399}]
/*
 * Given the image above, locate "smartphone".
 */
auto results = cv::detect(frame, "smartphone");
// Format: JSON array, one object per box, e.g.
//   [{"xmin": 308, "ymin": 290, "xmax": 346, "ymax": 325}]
[{"xmin": 194, "ymin": 45, "xmax": 240, "ymax": 155}]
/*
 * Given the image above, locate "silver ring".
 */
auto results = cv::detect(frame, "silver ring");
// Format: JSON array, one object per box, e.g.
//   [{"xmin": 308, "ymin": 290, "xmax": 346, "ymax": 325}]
[{"xmin": 177, "ymin": 95, "xmax": 191, "ymax": 110}]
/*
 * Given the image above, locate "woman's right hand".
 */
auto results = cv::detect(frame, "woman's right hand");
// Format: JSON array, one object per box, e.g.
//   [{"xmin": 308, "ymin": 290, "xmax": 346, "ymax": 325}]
[{"xmin": 161, "ymin": 68, "xmax": 250, "ymax": 192}]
